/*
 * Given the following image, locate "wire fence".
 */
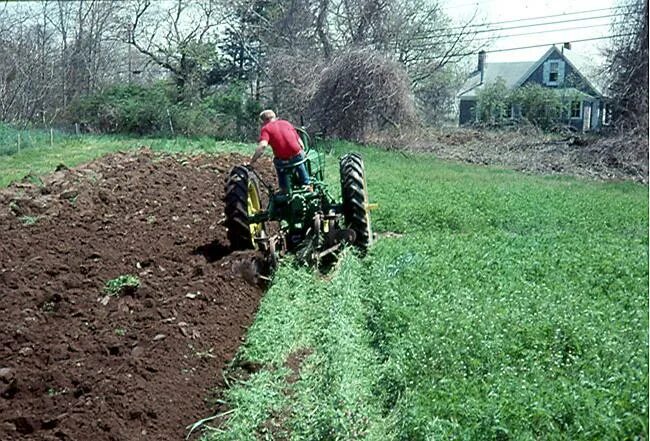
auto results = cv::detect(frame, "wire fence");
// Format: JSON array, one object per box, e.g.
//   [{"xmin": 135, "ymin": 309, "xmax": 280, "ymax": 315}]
[{"xmin": 0, "ymin": 124, "xmax": 80, "ymax": 156}]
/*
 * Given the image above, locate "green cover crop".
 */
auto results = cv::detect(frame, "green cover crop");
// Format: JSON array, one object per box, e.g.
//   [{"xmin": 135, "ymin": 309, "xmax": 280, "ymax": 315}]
[{"xmin": 209, "ymin": 143, "xmax": 648, "ymax": 441}]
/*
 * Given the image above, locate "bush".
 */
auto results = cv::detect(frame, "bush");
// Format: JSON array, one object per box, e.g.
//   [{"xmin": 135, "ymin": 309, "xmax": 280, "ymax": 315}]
[
  {"xmin": 474, "ymin": 78, "xmax": 510, "ymax": 125},
  {"xmin": 70, "ymin": 82, "xmax": 262, "ymax": 140},
  {"xmin": 512, "ymin": 84, "xmax": 575, "ymax": 131},
  {"xmin": 202, "ymin": 83, "xmax": 263, "ymax": 140},
  {"xmin": 308, "ymin": 50, "xmax": 417, "ymax": 142},
  {"xmin": 266, "ymin": 52, "xmax": 325, "ymax": 124},
  {"xmin": 169, "ymin": 101, "xmax": 217, "ymax": 137},
  {"xmin": 414, "ymin": 67, "xmax": 466, "ymax": 126},
  {"xmin": 475, "ymin": 82, "xmax": 580, "ymax": 131},
  {"xmin": 71, "ymin": 83, "xmax": 173, "ymax": 134},
  {"xmin": 605, "ymin": 0, "xmax": 648, "ymax": 130}
]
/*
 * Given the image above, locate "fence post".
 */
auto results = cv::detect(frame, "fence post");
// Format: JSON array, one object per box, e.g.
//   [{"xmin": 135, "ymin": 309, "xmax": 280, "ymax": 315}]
[
  {"xmin": 167, "ymin": 109, "xmax": 174, "ymax": 135},
  {"xmin": 17, "ymin": 133, "xmax": 20, "ymax": 153},
  {"xmin": 50, "ymin": 128, "xmax": 54, "ymax": 147}
]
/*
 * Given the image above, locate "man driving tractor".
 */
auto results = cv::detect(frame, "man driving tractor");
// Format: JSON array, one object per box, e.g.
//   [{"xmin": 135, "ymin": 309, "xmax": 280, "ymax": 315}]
[{"xmin": 249, "ymin": 110, "xmax": 311, "ymax": 191}]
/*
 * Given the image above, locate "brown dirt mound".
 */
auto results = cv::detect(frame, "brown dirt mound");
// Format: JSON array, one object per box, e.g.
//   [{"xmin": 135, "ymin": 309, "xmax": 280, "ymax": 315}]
[{"xmin": 0, "ymin": 148, "xmax": 276, "ymax": 441}]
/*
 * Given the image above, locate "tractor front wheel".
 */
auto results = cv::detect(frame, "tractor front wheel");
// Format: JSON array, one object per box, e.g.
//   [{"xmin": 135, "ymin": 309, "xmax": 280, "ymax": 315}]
[
  {"xmin": 340, "ymin": 153, "xmax": 372, "ymax": 251},
  {"xmin": 224, "ymin": 165, "xmax": 264, "ymax": 250}
]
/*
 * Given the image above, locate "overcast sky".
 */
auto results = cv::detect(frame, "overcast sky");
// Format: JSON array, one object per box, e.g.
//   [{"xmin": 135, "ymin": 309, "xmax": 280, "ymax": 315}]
[{"xmin": 443, "ymin": 0, "xmax": 618, "ymax": 65}]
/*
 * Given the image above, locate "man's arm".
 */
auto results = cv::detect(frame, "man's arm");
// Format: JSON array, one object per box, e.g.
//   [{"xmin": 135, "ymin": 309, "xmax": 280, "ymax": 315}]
[{"xmin": 250, "ymin": 140, "xmax": 268, "ymax": 165}]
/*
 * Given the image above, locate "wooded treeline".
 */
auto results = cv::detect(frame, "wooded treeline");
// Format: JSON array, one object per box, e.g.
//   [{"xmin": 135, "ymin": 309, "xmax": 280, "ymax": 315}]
[
  {"xmin": 0, "ymin": 0, "xmax": 478, "ymax": 139},
  {"xmin": 0, "ymin": 0, "xmax": 646, "ymax": 141}
]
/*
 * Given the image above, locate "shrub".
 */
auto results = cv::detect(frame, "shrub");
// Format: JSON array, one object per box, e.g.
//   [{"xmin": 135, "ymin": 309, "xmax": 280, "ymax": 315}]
[
  {"xmin": 169, "ymin": 101, "xmax": 218, "ymax": 137},
  {"xmin": 71, "ymin": 83, "xmax": 172, "ymax": 134},
  {"xmin": 70, "ymin": 82, "xmax": 262, "ymax": 139},
  {"xmin": 512, "ymin": 84, "xmax": 576, "ymax": 131},
  {"xmin": 203, "ymin": 83, "xmax": 263, "ymax": 140},
  {"xmin": 308, "ymin": 50, "xmax": 417, "ymax": 142},
  {"xmin": 474, "ymin": 78, "xmax": 510, "ymax": 125},
  {"xmin": 414, "ymin": 67, "xmax": 466, "ymax": 126},
  {"xmin": 605, "ymin": 0, "xmax": 648, "ymax": 130},
  {"xmin": 475, "ymin": 82, "xmax": 580, "ymax": 131}
]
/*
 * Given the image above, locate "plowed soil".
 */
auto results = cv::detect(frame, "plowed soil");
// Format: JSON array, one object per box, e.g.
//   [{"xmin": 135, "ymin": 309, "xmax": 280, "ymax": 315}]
[{"xmin": 0, "ymin": 149, "xmax": 276, "ymax": 441}]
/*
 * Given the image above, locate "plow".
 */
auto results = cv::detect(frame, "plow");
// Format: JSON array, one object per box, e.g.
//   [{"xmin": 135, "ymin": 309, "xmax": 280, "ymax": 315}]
[{"xmin": 224, "ymin": 129, "xmax": 375, "ymax": 272}]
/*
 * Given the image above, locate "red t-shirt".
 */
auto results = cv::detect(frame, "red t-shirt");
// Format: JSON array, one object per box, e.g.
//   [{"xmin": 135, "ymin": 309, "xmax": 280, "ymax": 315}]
[{"xmin": 259, "ymin": 119, "xmax": 302, "ymax": 160}]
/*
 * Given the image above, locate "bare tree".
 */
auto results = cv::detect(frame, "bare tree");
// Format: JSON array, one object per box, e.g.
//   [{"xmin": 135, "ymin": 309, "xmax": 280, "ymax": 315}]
[
  {"xmin": 605, "ymin": 0, "xmax": 648, "ymax": 130},
  {"xmin": 126, "ymin": 0, "xmax": 226, "ymax": 101},
  {"xmin": 0, "ymin": 0, "xmax": 478, "ymax": 134},
  {"xmin": 227, "ymin": 0, "xmax": 479, "ymax": 125},
  {"xmin": 0, "ymin": 1, "xmax": 127, "ymax": 123},
  {"xmin": 0, "ymin": 3, "xmax": 57, "ymax": 122},
  {"xmin": 43, "ymin": 1, "xmax": 123, "ymax": 109}
]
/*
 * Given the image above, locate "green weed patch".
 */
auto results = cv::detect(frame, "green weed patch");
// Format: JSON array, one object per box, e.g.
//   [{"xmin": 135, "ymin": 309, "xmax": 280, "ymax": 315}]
[
  {"xmin": 207, "ymin": 253, "xmax": 392, "ymax": 441},
  {"xmin": 104, "ymin": 275, "xmax": 140, "ymax": 296}
]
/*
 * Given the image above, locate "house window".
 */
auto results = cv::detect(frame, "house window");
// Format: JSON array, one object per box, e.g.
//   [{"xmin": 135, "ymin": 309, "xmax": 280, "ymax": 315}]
[
  {"xmin": 570, "ymin": 100, "xmax": 582, "ymax": 118},
  {"xmin": 549, "ymin": 61, "xmax": 559, "ymax": 83},
  {"xmin": 603, "ymin": 104, "xmax": 612, "ymax": 126}
]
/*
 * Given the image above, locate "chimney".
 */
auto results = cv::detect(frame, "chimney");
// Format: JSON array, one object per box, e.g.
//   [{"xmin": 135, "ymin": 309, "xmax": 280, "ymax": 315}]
[{"xmin": 477, "ymin": 50, "xmax": 486, "ymax": 83}]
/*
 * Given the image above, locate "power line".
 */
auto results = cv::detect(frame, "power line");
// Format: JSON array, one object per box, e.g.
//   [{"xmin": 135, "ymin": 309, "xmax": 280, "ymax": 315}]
[
  {"xmin": 411, "ymin": 7, "xmax": 625, "ymax": 37},
  {"xmin": 481, "ymin": 33, "xmax": 634, "ymax": 53},
  {"xmin": 441, "ymin": 0, "xmax": 501, "ymax": 10},
  {"xmin": 418, "ymin": 33, "xmax": 635, "ymax": 61},
  {"xmin": 468, "ymin": 21, "xmax": 612, "ymax": 41},
  {"xmin": 412, "ymin": 22, "xmax": 612, "ymax": 48},
  {"xmin": 412, "ymin": 12, "xmax": 629, "ymax": 39},
  {"xmin": 461, "ymin": 6, "xmax": 623, "ymax": 28}
]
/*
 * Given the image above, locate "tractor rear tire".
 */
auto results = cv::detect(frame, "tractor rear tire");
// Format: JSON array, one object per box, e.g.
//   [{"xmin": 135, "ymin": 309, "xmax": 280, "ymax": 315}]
[
  {"xmin": 224, "ymin": 165, "xmax": 262, "ymax": 250},
  {"xmin": 340, "ymin": 153, "xmax": 372, "ymax": 251}
]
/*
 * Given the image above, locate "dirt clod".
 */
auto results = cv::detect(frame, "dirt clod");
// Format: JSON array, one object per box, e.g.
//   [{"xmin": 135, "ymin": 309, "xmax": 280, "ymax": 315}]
[{"xmin": 0, "ymin": 368, "xmax": 15, "ymax": 382}]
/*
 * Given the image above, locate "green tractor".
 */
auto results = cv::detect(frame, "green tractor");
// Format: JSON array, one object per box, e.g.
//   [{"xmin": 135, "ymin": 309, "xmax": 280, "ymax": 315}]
[{"xmin": 224, "ymin": 129, "xmax": 374, "ymax": 267}]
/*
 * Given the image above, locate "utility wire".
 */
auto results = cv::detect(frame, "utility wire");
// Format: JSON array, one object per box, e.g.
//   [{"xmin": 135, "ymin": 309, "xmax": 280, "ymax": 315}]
[
  {"xmin": 412, "ymin": 12, "xmax": 629, "ymax": 39},
  {"xmin": 432, "ymin": 5, "xmax": 624, "ymax": 32},
  {"xmin": 441, "ymin": 0, "xmax": 501, "ymax": 10},
  {"xmin": 452, "ymin": 5, "xmax": 623, "ymax": 28},
  {"xmin": 411, "ymin": 22, "xmax": 612, "ymax": 48},
  {"xmin": 417, "ymin": 33, "xmax": 635, "ymax": 61}
]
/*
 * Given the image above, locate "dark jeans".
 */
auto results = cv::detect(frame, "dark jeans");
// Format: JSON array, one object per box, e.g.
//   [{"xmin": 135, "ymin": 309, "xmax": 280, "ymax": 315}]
[{"xmin": 273, "ymin": 152, "xmax": 310, "ymax": 190}]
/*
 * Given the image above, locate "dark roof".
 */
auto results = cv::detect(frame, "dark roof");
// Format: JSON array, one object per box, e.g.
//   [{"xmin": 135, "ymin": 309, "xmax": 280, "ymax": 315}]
[
  {"xmin": 458, "ymin": 61, "xmax": 533, "ymax": 98},
  {"xmin": 458, "ymin": 46, "xmax": 603, "ymax": 99}
]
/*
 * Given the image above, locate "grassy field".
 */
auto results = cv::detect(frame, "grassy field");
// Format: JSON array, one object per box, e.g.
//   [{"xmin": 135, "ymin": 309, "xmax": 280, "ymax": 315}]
[
  {"xmin": 0, "ymin": 132, "xmax": 647, "ymax": 440},
  {"xmin": 206, "ymin": 143, "xmax": 648, "ymax": 440},
  {"xmin": 0, "ymin": 129, "xmax": 248, "ymax": 187}
]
